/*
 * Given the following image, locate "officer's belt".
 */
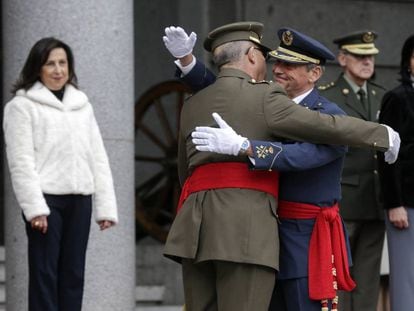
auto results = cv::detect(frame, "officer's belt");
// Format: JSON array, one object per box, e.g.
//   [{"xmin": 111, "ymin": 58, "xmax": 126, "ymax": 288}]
[
  {"xmin": 278, "ymin": 201, "xmax": 356, "ymax": 302},
  {"xmin": 177, "ymin": 162, "xmax": 279, "ymax": 212}
]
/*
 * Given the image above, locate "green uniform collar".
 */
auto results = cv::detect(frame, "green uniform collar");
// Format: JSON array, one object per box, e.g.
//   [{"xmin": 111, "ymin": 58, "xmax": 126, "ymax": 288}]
[{"xmin": 343, "ymin": 74, "xmax": 367, "ymax": 94}]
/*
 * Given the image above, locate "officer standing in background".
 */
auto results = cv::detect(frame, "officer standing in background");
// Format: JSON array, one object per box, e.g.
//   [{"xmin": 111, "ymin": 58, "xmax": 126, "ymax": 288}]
[{"xmin": 319, "ymin": 31, "xmax": 386, "ymax": 311}]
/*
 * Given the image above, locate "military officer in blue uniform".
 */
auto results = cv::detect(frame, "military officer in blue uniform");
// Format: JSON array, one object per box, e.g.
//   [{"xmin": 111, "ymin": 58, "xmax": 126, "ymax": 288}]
[
  {"xmin": 251, "ymin": 29, "xmax": 355, "ymax": 311},
  {"xmin": 164, "ymin": 26, "xmax": 364, "ymax": 310}
]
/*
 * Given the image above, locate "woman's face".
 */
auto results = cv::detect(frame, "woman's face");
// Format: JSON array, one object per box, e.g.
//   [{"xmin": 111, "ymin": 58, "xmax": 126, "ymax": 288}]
[{"xmin": 40, "ymin": 47, "xmax": 69, "ymax": 90}]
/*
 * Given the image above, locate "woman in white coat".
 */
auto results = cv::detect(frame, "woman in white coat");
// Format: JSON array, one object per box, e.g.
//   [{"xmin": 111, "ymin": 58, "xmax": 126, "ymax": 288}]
[{"xmin": 3, "ymin": 37, "xmax": 118, "ymax": 311}]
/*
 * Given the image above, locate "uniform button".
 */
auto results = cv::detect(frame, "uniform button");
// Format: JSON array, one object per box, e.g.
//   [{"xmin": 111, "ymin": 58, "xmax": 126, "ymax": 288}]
[
  {"xmin": 374, "ymin": 154, "xmax": 378, "ymax": 159},
  {"xmin": 374, "ymin": 170, "xmax": 378, "ymax": 175}
]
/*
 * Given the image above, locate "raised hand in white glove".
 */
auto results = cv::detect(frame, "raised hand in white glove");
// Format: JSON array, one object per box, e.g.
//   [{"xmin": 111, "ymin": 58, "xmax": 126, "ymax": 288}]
[
  {"xmin": 383, "ymin": 124, "xmax": 400, "ymax": 164},
  {"xmin": 191, "ymin": 113, "xmax": 246, "ymax": 156},
  {"xmin": 163, "ymin": 26, "xmax": 197, "ymax": 59}
]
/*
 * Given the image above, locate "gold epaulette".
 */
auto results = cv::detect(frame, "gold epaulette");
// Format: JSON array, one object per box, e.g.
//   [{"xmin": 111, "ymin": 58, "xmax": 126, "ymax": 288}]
[
  {"xmin": 248, "ymin": 79, "xmax": 271, "ymax": 84},
  {"xmin": 318, "ymin": 81, "xmax": 335, "ymax": 91}
]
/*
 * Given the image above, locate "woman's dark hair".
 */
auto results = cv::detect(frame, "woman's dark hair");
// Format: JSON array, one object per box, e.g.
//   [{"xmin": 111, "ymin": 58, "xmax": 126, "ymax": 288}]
[
  {"xmin": 399, "ymin": 34, "xmax": 414, "ymax": 85},
  {"xmin": 11, "ymin": 37, "xmax": 78, "ymax": 94}
]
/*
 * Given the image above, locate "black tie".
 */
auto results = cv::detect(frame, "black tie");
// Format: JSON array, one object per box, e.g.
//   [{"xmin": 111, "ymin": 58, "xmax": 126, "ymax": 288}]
[{"xmin": 357, "ymin": 88, "xmax": 367, "ymax": 112}]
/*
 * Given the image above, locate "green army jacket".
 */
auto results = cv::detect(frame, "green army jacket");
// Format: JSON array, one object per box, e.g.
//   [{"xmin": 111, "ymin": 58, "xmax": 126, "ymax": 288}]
[{"xmin": 320, "ymin": 74, "xmax": 386, "ymax": 220}]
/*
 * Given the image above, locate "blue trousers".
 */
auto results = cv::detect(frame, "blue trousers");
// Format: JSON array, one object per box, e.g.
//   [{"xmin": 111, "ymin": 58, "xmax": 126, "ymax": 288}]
[
  {"xmin": 269, "ymin": 277, "xmax": 327, "ymax": 311},
  {"xmin": 24, "ymin": 194, "xmax": 92, "ymax": 311}
]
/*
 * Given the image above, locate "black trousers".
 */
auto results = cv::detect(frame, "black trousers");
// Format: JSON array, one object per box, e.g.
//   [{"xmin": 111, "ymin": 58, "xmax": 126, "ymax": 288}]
[{"xmin": 24, "ymin": 194, "xmax": 92, "ymax": 311}]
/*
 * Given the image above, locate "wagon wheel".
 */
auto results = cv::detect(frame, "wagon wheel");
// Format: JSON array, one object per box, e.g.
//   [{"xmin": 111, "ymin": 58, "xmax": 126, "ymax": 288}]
[{"xmin": 135, "ymin": 80, "xmax": 192, "ymax": 243}]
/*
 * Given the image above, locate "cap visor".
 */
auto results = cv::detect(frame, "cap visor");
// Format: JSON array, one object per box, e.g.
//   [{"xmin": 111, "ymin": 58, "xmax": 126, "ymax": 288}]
[
  {"xmin": 267, "ymin": 50, "xmax": 310, "ymax": 64},
  {"xmin": 344, "ymin": 47, "xmax": 379, "ymax": 55}
]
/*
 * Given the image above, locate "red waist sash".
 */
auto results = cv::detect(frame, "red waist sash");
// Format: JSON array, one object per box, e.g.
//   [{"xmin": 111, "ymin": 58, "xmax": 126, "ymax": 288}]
[
  {"xmin": 278, "ymin": 200, "xmax": 356, "ymax": 301},
  {"xmin": 177, "ymin": 162, "xmax": 279, "ymax": 212}
]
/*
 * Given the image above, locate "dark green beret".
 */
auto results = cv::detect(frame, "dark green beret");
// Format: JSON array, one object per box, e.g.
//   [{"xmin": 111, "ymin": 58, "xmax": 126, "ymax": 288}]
[{"xmin": 203, "ymin": 21, "xmax": 271, "ymax": 53}]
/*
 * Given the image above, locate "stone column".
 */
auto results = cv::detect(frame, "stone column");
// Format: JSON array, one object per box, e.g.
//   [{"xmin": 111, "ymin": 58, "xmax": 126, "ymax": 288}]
[{"xmin": 2, "ymin": 1, "xmax": 135, "ymax": 310}]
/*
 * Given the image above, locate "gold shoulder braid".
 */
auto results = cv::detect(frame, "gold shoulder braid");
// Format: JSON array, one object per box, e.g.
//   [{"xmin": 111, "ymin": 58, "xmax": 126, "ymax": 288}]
[
  {"xmin": 318, "ymin": 81, "xmax": 335, "ymax": 91},
  {"xmin": 248, "ymin": 79, "xmax": 271, "ymax": 85}
]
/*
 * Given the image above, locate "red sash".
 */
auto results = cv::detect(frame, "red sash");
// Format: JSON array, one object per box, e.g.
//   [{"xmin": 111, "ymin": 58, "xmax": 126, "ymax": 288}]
[
  {"xmin": 177, "ymin": 162, "xmax": 279, "ymax": 212},
  {"xmin": 278, "ymin": 200, "xmax": 356, "ymax": 301}
]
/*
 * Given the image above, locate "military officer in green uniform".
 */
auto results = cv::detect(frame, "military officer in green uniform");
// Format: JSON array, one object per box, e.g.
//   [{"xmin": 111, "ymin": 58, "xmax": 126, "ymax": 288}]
[
  {"xmin": 163, "ymin": 22, "xmax": 399, "ymax": 311},
  {"xmin": 319, "ymin": 30, "xmax": 386, "ymax": 311}
]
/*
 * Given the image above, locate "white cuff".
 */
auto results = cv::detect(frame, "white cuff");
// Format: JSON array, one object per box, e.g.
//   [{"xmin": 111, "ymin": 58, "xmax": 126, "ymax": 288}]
[
  {"xmin": 174, "ymin": 56, "xmax": 197, "ymax": 76},
  {"xmin": 381, "ymin": 124, "xmax": 394, "ymax": 148}
]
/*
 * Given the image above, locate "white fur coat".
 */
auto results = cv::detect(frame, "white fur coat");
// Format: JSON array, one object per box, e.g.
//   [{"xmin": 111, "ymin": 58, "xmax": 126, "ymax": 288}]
[{"xmin": 3, "ymin": 82, "xmax": 118, "ymax": 223}]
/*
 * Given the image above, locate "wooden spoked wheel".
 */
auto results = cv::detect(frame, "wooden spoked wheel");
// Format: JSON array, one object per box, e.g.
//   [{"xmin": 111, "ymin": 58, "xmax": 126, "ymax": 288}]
[{"xmin": 135, "ymin": 80, "xmax": 192, "ymax": 242}]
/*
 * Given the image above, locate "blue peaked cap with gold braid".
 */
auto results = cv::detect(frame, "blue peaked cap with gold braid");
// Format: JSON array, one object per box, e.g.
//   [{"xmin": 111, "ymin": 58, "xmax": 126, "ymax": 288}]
[{"xmin": 268, "ymin": 27, "xmax": 335, "ymax": 65}]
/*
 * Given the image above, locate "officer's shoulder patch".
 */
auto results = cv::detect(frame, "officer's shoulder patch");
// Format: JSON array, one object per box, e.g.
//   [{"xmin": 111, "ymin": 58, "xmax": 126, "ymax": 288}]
[
  {"xmin": 318, "ymin": 81, "xmax": 335, "ymax": 91},
  {"xmin": 368, "ymin": 80, "xmax": 386, "ymax": 91}
]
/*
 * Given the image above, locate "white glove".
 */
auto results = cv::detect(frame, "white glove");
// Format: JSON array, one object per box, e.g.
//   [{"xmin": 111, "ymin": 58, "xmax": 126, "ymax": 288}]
[
  {"xmin": 163, "ymin": 26, "xmax": 197, "ymax": 59},
  {"xmin": 382, "ymin": 124, "xmax": 400, "ymax": 164},
  {"xmin": 191, "ymin": 113, "xmax": 246, "ymax": 156}
]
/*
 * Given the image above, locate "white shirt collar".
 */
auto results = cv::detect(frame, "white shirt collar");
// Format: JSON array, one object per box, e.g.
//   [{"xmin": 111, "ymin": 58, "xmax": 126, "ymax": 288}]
[{"xmin": 292, "ymin": 88, "xmax": 313, "ymax": 104}]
